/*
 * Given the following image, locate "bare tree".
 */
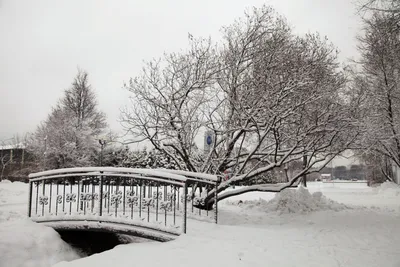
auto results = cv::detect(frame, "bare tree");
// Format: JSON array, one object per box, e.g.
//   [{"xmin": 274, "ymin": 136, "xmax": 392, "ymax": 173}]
[
  {"xmin": 360, "ymin": 0, "xmax": 400, "ymax": 13},
  {"xmin": 357, "ymin": 151, "xmax": 393, "ymax": 183},
  {"xmin": 350, "ymin": 11, "xmax": 400, "ymax": 180},
  {"xmin": 0, "ymin": 143, "xmax": 11, "ymax": 181},
  {"xmin": 121, "ymin": 5, "xmax": 358, "ymax": 208},
  {"xmin": 121, "ymin": 37, "xmax": 220, "ymax": 172},
  {"xmin": 201, "ymin": 7, "xmax": 357, "ymax": 205}
]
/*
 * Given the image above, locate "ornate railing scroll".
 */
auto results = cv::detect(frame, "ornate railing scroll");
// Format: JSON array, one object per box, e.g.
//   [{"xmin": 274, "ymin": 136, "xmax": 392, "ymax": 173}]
[{"xmin": 157, "ymin": 169, "xmax": 221, "ymax": 224}]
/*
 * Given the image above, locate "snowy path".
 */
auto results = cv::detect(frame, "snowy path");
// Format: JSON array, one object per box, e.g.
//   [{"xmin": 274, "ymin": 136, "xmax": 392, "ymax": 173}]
[
  {"xmin": 1, "ymin": 180, "xmax": 400, "ymax": 267},
  {"xmin": 53, "ymin": 209, "xmax": 400, "ymax": 267}
]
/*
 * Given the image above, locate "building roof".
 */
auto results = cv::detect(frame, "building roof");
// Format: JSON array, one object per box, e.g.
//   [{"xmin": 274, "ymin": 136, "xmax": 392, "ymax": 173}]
[{"xmin": 0, "ymin": 143, "xmax": 26, "ymax": 150}]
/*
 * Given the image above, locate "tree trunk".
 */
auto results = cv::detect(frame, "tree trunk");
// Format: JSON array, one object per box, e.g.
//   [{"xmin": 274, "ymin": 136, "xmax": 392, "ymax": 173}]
[{"xmin": 0, "ymin": 166, "xmax": 5, "ymax": 181}]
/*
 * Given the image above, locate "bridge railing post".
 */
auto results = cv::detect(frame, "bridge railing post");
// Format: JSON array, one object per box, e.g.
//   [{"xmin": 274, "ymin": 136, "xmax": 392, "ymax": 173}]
[
  {"xmin": 99, "ymin": 172, "xmax": 103, "ymax": 217},
  {"xmin": 214, "ymin": 179, "xmax": 219, "ymax": 224},
  {"xmin": 183, "ymin": 182, "xmax": 188, "ymax": 234},
  {"xmin": 41, "ymin": 180, "xmax": 45, "ymax": 217},
  {"xmin": 80, "ymin": 178, "xmax": 84, "ymax": 211},
  {"xmin": 27, "ymin": 180, "xmax": 33, "ymax": 217}
]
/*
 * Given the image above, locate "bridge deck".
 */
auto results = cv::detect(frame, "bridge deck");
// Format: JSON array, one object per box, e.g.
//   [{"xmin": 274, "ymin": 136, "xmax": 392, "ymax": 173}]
[
  {"xmin": 32, "ymin": 213, "xmax": 182, "ymax": 235},
  {"xmin": 38, "ymin": 220, "xmax": 178, "ymax": 242}
]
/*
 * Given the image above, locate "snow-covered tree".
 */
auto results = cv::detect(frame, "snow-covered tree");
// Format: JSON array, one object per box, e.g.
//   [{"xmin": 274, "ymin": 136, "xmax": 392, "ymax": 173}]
[
  {"xmin": 100, "ymin": 146, "xmax": 184, "ymax": 169},
  {"xmin": 28, "ymin": 70, "xmax": 107, "ymax": 170},
  {"xmin": 121, "ymin": 6, "xmax": 358, "ymax": 208},
  {"xmin": 350, "ymin": 11, "xmax": 400, "ymax": 181},
  {"xmin": 360, "ymin": 0, "xmax": 400, "ymax": 14},
  {"xmin": 62, "ymin": 70, "xmax": 106, "ymax": 134},
  {"xmin": 121, "ymin": 36, "xmax": 218, "ymax": 172}
]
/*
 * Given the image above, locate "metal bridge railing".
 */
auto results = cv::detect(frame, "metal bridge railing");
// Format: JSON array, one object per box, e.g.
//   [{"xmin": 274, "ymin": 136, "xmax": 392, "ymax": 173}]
[{"xmin": 27, "ymin": 167, "xmax": 220, "ymax": 235}]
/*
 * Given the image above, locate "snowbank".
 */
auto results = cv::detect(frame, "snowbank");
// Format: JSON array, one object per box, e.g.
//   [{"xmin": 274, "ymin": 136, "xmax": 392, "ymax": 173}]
[
  {"xmin": 54, "ymin": 209, "xmax": 400, "ymax": 267},
  {"xmin": 232, "ymin": 187, "xmax": 348, "ymax": 214},
  {"xmin": 0, "ymin": 220, "xmax": 80, "ymax": 267},
  {"xmin": 0, "ymin": 209, "xmax": 24, "ymax": 222},
  {"xmin": 0, "ymin": 181, "xmax": 80, "ymax": 267},
  {"xmin": 374, "ymin": 181, "xmax": 400, "ymax": 197},
  {"xmin": 0, "ymin": 180, "xmax": 28, "ymax": 205}
]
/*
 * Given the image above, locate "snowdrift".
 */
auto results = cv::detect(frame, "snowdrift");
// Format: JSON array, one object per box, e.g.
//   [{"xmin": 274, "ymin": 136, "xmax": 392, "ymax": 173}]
[
  {"xmin": 374, "ymin": 181, "xmax": 400, "ymax": 197},
  {"xmin": 0, "ymin": 220, "xmax": 80, "ymax": 267},
  {"xmin": 0, "ymin": 181, "xmax": 81, "ymax": 267},
  {"xmin": 233, "ymin": 186, "xmax": 348, "ymax": 214},
  {"xmin": 0, "ymin": 180, "xmax": 28, "ymax": 205}
]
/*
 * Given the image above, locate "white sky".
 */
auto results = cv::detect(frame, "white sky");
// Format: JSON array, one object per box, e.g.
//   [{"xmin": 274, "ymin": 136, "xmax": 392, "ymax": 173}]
[{"xmin": 0, "ymin": 0, "xmax": 362, "ymax": 165}]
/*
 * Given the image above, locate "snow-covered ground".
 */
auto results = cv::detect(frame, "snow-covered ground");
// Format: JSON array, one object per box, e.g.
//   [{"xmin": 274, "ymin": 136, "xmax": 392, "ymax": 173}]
[
  {"xmin": 1, "ymin": 180, "xmax": 400, "ymax": 267},
  {"xmin": 0, "ymin": 180, "xmax": 81, "ymax": 267}
]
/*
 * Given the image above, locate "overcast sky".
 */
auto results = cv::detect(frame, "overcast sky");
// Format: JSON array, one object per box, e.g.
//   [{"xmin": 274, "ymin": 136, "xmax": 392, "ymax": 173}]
[{"xmin": 0, "ymin": 0, "xmax": 362, "ymax": 164}]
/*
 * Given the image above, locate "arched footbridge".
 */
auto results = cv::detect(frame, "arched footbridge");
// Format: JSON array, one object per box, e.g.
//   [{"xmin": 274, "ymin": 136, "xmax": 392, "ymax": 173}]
[{"xmin": 27, "ymin": 167, "xmax": 220, "ymax": 242}]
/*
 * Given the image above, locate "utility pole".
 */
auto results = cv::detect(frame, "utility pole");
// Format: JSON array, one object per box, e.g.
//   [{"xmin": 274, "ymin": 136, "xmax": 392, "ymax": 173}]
[
  {"xmin": 99, "ymin": 139, "xmax": 107, "ymax": 166},
  {"xmin": 42, "ymin": 136, "xmax": 47, "ymax": 171}
]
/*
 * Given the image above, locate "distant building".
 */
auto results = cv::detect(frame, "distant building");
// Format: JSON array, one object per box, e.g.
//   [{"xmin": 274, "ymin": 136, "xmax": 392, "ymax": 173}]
[
  {"xmin": 321, "ymin": 174, "xmax": 331, "ymax": 181},
  {"xmin": 0, "ymin": 143, "xmax": 34, "ymax": 182},
  {"xmin": 320, "ymin": 164, "xmax": 367, "ymax": 181}
]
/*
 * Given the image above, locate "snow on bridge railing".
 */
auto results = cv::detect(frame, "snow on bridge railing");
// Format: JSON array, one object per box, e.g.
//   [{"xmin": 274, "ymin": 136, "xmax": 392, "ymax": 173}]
[
  {"xmin": 27, "ymin": 167, "xmax": 220, "ymax": 237},
  {"xmin": 29, "ymin": 167, "xmax": 188, "ymax": 183},
  {"xmin": 155, "ymin": 169, "xmax": 220, "ymax": 184}
]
